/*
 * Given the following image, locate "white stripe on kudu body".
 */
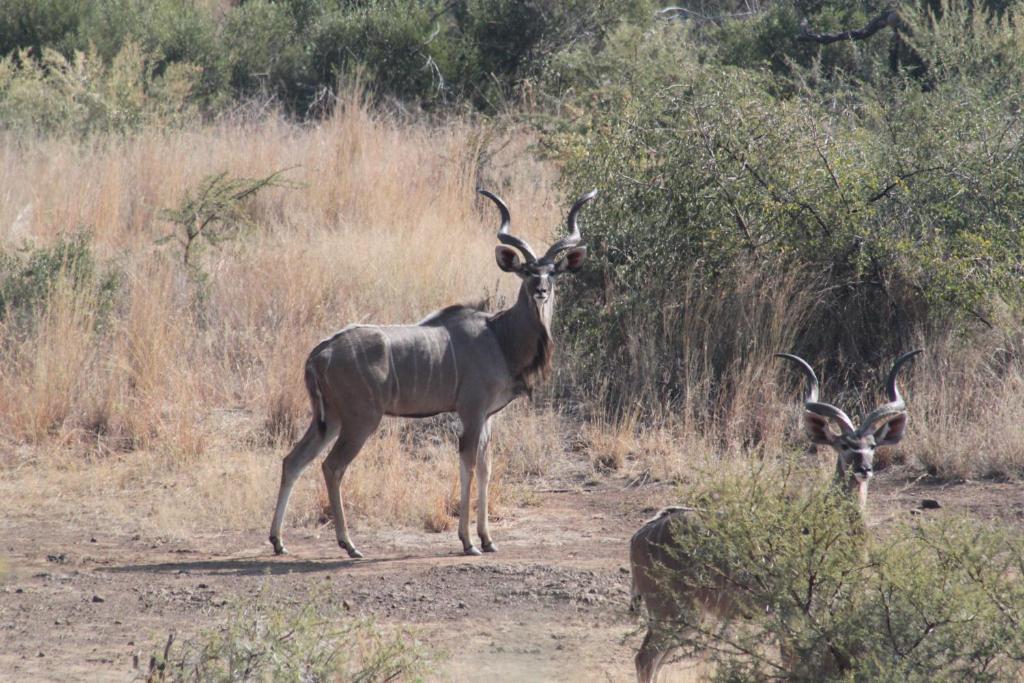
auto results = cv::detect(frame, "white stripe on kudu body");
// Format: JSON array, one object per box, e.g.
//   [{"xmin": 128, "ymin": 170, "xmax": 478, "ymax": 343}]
[
  {"xmin": 268, "ymin": 189, "xmax": 596, "ymax": 558},
  {"xmin": 629, "ymin": 350, "xmax": 921, "ymax": 683}
]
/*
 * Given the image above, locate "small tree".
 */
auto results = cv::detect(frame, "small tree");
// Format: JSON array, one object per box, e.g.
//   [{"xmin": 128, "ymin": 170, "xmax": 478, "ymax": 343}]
[{"xmin": 159, "ymin": 168, "xmax": 296, "ymax": 267}]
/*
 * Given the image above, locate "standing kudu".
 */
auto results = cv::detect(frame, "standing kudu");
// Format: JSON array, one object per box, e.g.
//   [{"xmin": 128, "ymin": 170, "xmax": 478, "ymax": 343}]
[
  {"xmin": 629, "ymin": 350, "xmax": 921, "ymax": 683},
  {"xmin": 269, "ymin": 189, "xmax": 596, "ymax": 558}
]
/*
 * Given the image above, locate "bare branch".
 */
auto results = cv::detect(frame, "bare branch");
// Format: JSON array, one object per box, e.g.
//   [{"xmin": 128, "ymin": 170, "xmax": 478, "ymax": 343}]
[
  {"xmin": 658, "ymin": 6, "xmax": 760, "ymax": 25},
  {"xmin": 868, "ymin": 166, "xmax": 945, "ymax": 202},
  {"xmin": 798, "ymin": 10, "xmax": 902, "ymax": 44}
]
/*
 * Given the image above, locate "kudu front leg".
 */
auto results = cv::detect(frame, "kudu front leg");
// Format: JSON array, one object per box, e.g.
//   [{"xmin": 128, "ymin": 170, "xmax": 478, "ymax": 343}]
[
  {"xmin": 476, "ymin": 417, "xmax": 496, "ymax": 552},
  {"xmin": 457, "ymin": 417, "xmax": 485, "ymax": 556}
]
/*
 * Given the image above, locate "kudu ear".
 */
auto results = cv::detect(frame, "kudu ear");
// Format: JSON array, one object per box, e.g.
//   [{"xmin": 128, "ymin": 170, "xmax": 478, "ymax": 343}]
[
  {"xmin": 554, "ymin": 246, "xmax": 587, "ymax": 274},
  {"xmin": 874, "ymin": 413, "xmax": 908, "ymax": 447},
  {"xmin": 495, "ymin": 245, "xmax": 524, "ymax": 273},
  {"xmin": 804, "ymin": 411, "xmax": 839, "ymax": 446}
]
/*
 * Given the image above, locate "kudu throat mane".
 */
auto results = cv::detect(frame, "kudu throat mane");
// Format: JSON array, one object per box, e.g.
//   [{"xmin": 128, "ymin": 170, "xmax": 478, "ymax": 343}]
[{"xmin": 489, "ymin": 292, "xmax": 554, "ymax": 395}]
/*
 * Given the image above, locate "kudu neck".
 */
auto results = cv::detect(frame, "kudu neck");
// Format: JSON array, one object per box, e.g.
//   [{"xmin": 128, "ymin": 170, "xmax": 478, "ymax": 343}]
[{"xmin": 834, "ymin": 461, "xmax": 870, "ymax": 513}]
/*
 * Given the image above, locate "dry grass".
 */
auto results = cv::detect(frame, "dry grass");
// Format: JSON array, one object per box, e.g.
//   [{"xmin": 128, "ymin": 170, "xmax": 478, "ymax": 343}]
[
  {"xmin": 906, "ymin": 329, "xmax": 1024, "ymax": 480},
  {"xmin": 565, "ymin": 261, "xmax": 1024, "ymax": 484}
]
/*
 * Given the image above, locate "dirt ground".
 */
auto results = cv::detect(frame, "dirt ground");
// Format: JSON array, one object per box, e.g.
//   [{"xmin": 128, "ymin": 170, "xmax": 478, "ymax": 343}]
[{"xmin": 2, "ymin": 461, "xmax": 1023, "ymax": 683}]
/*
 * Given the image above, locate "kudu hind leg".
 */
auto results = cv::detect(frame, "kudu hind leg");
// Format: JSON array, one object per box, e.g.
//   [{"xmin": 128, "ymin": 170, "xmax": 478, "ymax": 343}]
[
  {"xmin": 322, "ymin": 418, "xmax": 379, "ymax": 559},
  {"xmin": 635, "ymin": 628, "xmax": 670, "ymax": 683},
  {"xmin": 269, "ymin": 419, "xmax": 338, "ymax": 555}
]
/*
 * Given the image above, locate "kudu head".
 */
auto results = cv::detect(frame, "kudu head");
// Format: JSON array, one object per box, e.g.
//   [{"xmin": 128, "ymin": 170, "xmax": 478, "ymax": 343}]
[
  {"xmin": 776, "ymin": 350, "xmax": 922, "ymax": 508},
  {"xmin": 478, "ymin": 189, "xmax": 595, "ymax": 312}
]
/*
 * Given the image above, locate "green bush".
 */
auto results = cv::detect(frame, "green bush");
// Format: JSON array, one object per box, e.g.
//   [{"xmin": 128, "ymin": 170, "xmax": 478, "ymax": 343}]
[
  {"xmin": 646, "ymin": 465, "xmax": 1024, "ymax": 681},
  {"xmin": 81, "ymin": 0, "xmax": 226, "ymax": 105},
  {"xmin": 0, "ymin": 0, "xmax": 88, "ymax": 57},
  {"xmin": 712, "ymin": 3, "xmax": 893, "ymax": 80},
  {"xmin": 0, "ymin": 0, "xmax": 659, "ymax": 116},
  {"xmin": 706, "ymin": 1, "xmax": 1024, "ymax": 87},
  {"xmin": 0, "ymin": 42, "xmax": 199, "ymax": 137},
  {"xmin": 221, "ymin": 0, "xmax": 310, "ymax": 108},
  {"xmin": 145, "ymin": 586, "xmax": 429, "ymax": 682},
  {"xmin": 0, "ymin": 232, "xmax": 120, "ymax": 329},
  {"xmin": 553, "ymin": 4, "xmax": 1024, "ymax": 405},
  {"xmin": 310, "ymin": 1, "xmax": 452, "ymax": 107},
  {"xmin": 451, "ymin": 0, "xmax": 654, "ymax": 110},
  {"xmin": 0, "ymin": 1, "xmax": 227, "ymax": 108}
]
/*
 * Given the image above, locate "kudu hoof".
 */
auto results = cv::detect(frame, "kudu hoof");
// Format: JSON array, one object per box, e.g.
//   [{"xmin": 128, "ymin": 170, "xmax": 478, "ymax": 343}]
[
  {"xmin": 482, "ymin": 541, "xmax": 498, "ymax": 553},
  {"xmin": 463, "ymin": 545, "xmax": 483, "ymax": 556},
  {"xmin": 339, "ymin": 541, "xmax": 364, "ymax": 559},
  {"xmin": 270, "ymin": 536, "xmax": 287, "ymax": 556}
]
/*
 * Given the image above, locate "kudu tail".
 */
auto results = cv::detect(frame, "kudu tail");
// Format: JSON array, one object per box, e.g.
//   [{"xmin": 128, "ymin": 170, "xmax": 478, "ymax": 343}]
[{"xmin": 304, "ymin": 361, "xmax": 327, "ymax": 437}]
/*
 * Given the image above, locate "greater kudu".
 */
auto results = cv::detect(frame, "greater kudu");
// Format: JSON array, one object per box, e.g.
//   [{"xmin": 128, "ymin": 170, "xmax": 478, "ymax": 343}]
[
  {"xmin": 269, "ymin": 189, "xmax": 596, "ymax": 558},
  {"xmin": 628, "ymin": 350, "xmax": 921, "ymax": 683}
]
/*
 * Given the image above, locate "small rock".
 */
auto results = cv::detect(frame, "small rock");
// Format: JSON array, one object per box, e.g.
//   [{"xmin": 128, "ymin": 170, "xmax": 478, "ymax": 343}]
[
  {"xmin": 14, "ymin": 588, "xmax": 23, "ymax": 594},
  {"xmin": 920, "ymin": 499, "xmax": 942, "ymax": 509},
  {"xmin": 46, "ymin": 554, "xmax": 67, "ymax": 564},
  {"xmin": 619, "ymin": 567, "xmax": 630, "ymax": 575},
  {"xmin": 37, "ymin": 652, "xmax": 44, "ymax": 658},
  {"xmin": 90, "ymin": 537, "xmax": 97, "ymax": 543},
  {"xmin": 92, "ymin": 595, "xmax": 105, "ymax": 603},
  {"xmin": 457, "ymin": 601, "xmax": 467, "ymax": 609}
]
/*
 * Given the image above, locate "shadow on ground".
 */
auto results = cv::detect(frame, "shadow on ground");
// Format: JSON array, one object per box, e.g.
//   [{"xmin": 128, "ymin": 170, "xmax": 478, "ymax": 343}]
[{"xmin": 100, "ymin": 552, "xmax": 448, "ymax": 576}]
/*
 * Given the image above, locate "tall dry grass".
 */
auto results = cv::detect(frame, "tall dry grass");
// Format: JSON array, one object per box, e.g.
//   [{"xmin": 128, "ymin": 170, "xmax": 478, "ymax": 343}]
[
  {"xmin": 561, "ymin": 260, "xmax": 1024, "ymax": 485},
  {"xmin": 561, "ymin": 264, "xmax": 820, "ymax": 483}
]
